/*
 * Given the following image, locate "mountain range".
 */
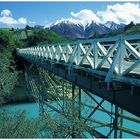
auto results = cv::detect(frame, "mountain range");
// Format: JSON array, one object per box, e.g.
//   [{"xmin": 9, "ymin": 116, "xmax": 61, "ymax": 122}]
[{"xmin": 47, "ymin": 19, "xmax": 125, "ymax": 40}]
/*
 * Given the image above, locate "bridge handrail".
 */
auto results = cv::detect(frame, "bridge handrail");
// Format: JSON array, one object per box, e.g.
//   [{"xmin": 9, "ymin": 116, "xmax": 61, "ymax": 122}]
[
  {"xmin": 16, "ymin": 34, "xmax": 140, "ymax": 86},
  {"xmin": 17, "ymin": 34, "xmax": 140, "ymax": 49}
]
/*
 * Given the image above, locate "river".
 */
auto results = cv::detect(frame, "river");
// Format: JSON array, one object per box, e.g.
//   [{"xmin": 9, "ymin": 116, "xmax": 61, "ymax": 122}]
[{"xmin": 1, "ymin": 94, "xmax": 140, "ymax": 138}]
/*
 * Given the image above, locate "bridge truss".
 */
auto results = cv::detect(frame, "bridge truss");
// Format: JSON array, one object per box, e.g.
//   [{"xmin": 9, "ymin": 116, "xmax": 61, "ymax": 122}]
[
  {"xmin": 24, "ymin": 64, "xmax": 140, "ymax": 138},
  {"xmin": 18, "ymin": 35, "xmax": 140, "ymax": 86},
  {"xmin": 16, "ymin": 34, "xmax": 140, "ymax": 138}
]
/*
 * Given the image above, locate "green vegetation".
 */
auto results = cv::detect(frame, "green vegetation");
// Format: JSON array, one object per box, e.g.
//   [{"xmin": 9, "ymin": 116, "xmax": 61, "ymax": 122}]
[
  {"xmin": 0, "ymin": 22, "xmax": 139, "ymax": 138},
  {"xmin": 93, "ymin": 22, "xmax": 140, "ymax": 38},
  {"xmin": 0, "ymin": 26, "xmax": 67, "ymax": 138},
  {"xmin": 0, "ymin": 110, "xmax": 41, "ymax": 138},
  {"xmin": 27, "ymin": 28, "xmax": 67, "ymax": 46},
  {"xmin": 0, "ymin": 26, "xmax": 67, "ymax": 103},
  {"xmin": 122, "ymin": 23, "xmax": 140, "ymax": 35},
  {"xmin": 0, "ymin": 29, "xmax": 20, "ymax": 104},
  {"xmin": 0, "ymin": 29, "xmax": 14, "ymax": 52}
]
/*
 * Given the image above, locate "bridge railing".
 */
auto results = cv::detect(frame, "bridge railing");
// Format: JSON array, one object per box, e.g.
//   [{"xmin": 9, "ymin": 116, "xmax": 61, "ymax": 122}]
[{"xmin": 17, "ymin": 34, "xmax": 140, "ymax": 86}]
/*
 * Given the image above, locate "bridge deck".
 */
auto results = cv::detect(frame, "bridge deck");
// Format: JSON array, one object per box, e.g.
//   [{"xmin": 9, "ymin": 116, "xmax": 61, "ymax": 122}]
[
  {"xmin": 82, "ymin": 57, "xmax": 140, "ymax": 75},
  {"xmin": 17, "ymin": 34, "xmax": 140, "ymax": 86},
  {"xmin": 16, "ymin": 34, "xmax": 140, "ymax": 117}
]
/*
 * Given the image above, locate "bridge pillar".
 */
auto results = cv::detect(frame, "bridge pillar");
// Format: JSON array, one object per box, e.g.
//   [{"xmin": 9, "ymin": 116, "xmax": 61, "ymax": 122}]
[
  {"xmin": 39, "ymin": 94, "xmax": 45, "ymax": 116},
  {"xmin": 62, "ymin": 80, "xmax": 65, "ymax": 113},
  {"xmin": 114, "ymin": 105, "xmax": 119, "ymax": 138},
  {"xmin": 119, "ymin": 109, "xmax": 124, "ymax": 138},
  {"xmin": 21, "ymin": 59, "xmax": 140, "ymax": 138},
  {"xmin": 78, "ymin": 87, "xmax": 81, "ymax": 120},
  {"xmin": 72, "ymin": 84, "xmax": 76, "ymax": 138}
]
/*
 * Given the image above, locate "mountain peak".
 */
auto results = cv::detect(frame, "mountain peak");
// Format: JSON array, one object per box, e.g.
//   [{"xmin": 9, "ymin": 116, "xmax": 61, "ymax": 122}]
[
  {"xmin": 50, "ymin": 18, "xmax": 100, "ymax": 29},
  {"xmin": 105, "ymin": 21, "xmax": 125, "ymax": 30},
  {"xmin": 49, "ymin": 19, "xmax": 125, "ymax": 39},
  {"xmin": 51, "ymin": 19, "xmax": 79, "ymax": 27}
]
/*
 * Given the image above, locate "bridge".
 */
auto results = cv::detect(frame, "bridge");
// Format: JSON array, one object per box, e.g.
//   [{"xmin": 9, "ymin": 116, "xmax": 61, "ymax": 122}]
[{"xmin": 16, "ymin": 34, "xmax": 140, "ymax": 138}]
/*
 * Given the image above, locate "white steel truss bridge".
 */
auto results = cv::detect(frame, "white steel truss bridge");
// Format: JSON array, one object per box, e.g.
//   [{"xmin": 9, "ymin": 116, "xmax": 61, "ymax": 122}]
[{"xmin": 16, "ymin": 34, "xmax": 140, "ymax": 118}]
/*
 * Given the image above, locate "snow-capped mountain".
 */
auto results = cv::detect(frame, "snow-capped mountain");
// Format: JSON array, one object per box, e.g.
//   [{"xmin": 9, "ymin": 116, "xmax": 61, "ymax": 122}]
[
  {"xmin": 85, "ymin": 21, "xmax": 113, "ymax": 38},
  {"xmin": 50, "ymin": 20, "xmax": 85, "ymax": 39},
  {"xmin": 105, "ymin": 21, "xmax": 125, "ymax": 31},
  {"xmin": 48, "ymin": 19, "xmax": 125, "ymax": 39}
]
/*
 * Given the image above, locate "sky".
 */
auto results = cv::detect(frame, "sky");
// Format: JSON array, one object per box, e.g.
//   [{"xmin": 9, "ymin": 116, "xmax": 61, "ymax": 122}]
[{"xmin": 0, "ymin": 1, "xmax": 140, "ymax": 28}]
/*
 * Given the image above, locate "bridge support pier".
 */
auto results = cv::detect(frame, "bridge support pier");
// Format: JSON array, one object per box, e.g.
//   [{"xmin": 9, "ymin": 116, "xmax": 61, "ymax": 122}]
[
  {"xmin": 23, "ymin": 63, "xmax": 140, "ymax": 138},
  {"xmin": 119, "ymin": 109, "xmax": 124, "ymax": 138},
  {"xmin": 62, "ymin": 80, "xmax": 65, "ymax": 113},
  {"xmin": 78, "ymin": 87, "xmax": 81, "ymax": 120},
  {"xmin": 39, "ymin": 94, "xmax": 45, "ymax": 116},
  {"xmin": 114, "ymin": 105, "xmax": 119, "ymax": 138},
  {"xmin": 72, "ymin": 84, "xmax": 76, "ymax": 138}
]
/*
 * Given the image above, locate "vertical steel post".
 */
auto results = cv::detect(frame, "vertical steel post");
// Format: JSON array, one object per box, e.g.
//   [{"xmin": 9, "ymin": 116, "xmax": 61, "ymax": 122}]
[
  {"xmin": 119, "ymin": 109, "xmax": 124, "ymax": 138},
  {"xmin": 39, "ymin": 99, "xmax": 44, "ymax": 116},
  {"xmin": 78, "ymin": 87, "xmax": 82, "ymax": 138},
  {"xmin": 72, "ymin": 84, "xmax": 75, "ymax": 138},
  {"xmin": 66, "ymin": 44, "xmax": 69, "ymax": 62},
  {"xmin": 93, "ymin": 40, "xmax": 98, "ymax": 69},
  {"xmin": 118, "ymin": 37, "xmax": 125, "ymax": 75},
  {"xmin": 78, "ymin": 87, "xmax": 81, "ymax": 120},
  {"xmin": 114, "ymin": 105, "xmax": 119, "ymax": 138},
  {"xmin": 66, "ymin": 81, "xmax": 68, "ymax": 110},
  {"xmin": 62, "ymin": 80, "xmax": 65, "ymax": 113},
  {"xmin": 109, "ymin": 103, "xmax": 113, "ymax": 138},
  {"xmin": 138, "ymin": 43, "xmax": 140, "ymax": 53},
  {"xmin": 38, "ymin": 70, "xmax": 45, "ymax": 117},
  {"xmin": 77, "ymin": 43, "xmax": 81, "ymax": 65}
]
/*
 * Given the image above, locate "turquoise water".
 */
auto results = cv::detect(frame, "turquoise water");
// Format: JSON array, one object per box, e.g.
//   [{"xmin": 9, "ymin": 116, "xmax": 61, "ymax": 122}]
[
  {"xmin": 2, "ymin": 103, "xmax": 39, "ymax": 119},
  {"xmin": 1, "ymin": 94, "xmax": 140, "ymax": 138},
  {"xmin": 79, "ymin": 93, "xmax": 140, "ymax": 138}
]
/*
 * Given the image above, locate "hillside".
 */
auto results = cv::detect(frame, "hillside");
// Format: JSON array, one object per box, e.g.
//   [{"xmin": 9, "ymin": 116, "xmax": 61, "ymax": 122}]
[
  {"xmin": 94, "ymin": 23, "xmax": 140, "ymax": 38},
  {"xmin": 0, "ymin": 27, "xmax": 67, "ymax": 104},
  {"xmin": 49, "ymin": 19, "xmax": 125, "ymax": 40},
  {"xmin": 48, "ymin": 19, "xmax": 140, "ymax": 40}
]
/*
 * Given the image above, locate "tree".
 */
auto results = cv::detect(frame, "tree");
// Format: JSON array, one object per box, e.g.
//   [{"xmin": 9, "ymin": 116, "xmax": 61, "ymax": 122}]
[
  {"xmin": 27, "ymin": 28, "xmax": 67, "ymax": 46},
  {"xmin": 25, "ymin": 25, "xmax": 32, "ymax": 30},
  {"xmin": 124, "ymin": 21, "xmax": 135, "ymax": 31},
  {"xmin": 0, "ymin": 27, "xmax": 68, "ymax": 138},
  {"xmin": 93, "ymin": 32, "xmax": 100, "ymax": 39},
  {"xmin": 0, "ymin": 110, "xmax": 41, "ymax": 138},
  {"xmin": 10, "ymin": 28, "xmax": 14, "ymax": 31},
  {"xmin": 0, "ymin": 30, "xmax": 14, "ymax": 52}
]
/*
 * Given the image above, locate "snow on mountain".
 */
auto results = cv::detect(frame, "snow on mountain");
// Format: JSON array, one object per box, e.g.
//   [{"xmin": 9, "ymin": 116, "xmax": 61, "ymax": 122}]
[
  {"xmin": 50, "ymin": 18, "xmax": 100, "ymax": 30},
  {"xmin": 47, "ymin": 19, "xmax": 125, "ymax": 39},
  {"xmin": 85, "ymin": 21, "xmax": 113, "ymax": 38},
  {"xmin": 49, "ymin": 19, "xmax": 85, "ymax": 39},
  {"xmin": 105, "ymin": 21, "xmax": 125, "ymax": 30}
]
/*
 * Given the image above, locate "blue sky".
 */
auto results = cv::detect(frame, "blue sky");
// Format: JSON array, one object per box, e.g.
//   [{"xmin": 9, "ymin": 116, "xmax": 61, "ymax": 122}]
[{"xmin": 0, "ymin": 2, "xmax": 140, "ymax": 28}]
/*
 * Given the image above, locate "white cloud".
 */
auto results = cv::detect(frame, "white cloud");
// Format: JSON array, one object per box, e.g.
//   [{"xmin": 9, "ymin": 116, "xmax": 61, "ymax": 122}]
[
  {"xmin": 71, "ymin": 9, "xmax": 100, "ymax": 22},
  {"xmin": 0, "ymin": 9, "xmax": 27, "ymax": 25},
  {"xmin": 97, "ymin": 2, "xmax": 140, "ymax": 24},
  {"xmin": 0, "ymin": 16, "xmax": 17, "ymax": 25},
  {"xmin": 52, "ymin": 9, "xmax": 101, "ymax": 28},
  {"xmin": 18, "ymin": 17, "xmax": 27, "ymax": 24},
  {"xmin": 50, "ymin": 2, "xmax": 140, "ymax": 27},
  {"xmin": 1, "ymin": 9, "xmax": 12, "ymax": 17}
]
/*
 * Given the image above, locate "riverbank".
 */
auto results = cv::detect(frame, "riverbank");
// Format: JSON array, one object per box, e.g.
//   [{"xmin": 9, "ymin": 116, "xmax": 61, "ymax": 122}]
[
  {"xmin": 0, "ymin": 74, "xmax": 34, "ymax": 105},
  {"xmin": 0, "ymin": 73, "xmax": 56, "ymax": 106}
]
